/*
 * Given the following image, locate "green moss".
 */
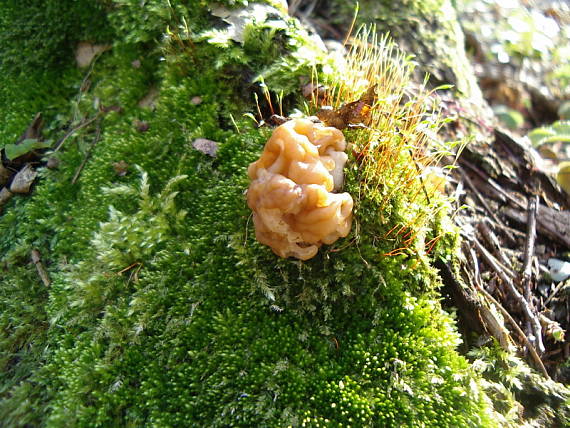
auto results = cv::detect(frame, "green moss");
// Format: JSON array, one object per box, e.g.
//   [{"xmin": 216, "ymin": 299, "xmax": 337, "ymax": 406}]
[
  {"xmin": 0, "ymin": 266, "xmax": 50, "ymax": 427},
  {"xmin": 0, "ymin": 0, "xmax": 114, "ymax": 145},
  {"xmin": 0, "ymin": 1, "xmax": 552, "ymax": 426},
  {"xmin": 0, "ymin": 0, "xmax": 112, "ymax": 73},
  {"xmin": 41, "ymin": 146, "xmax": 493, "ymax": 425}
]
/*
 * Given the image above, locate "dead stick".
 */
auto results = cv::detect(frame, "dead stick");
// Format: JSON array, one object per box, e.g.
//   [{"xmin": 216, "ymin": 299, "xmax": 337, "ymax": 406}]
[
  {"xmin": 31, "ymin": 249, "xmax": 50, "ymax": 287},
  {"xmin": 466, "ymin": 229, "xmax": 516, "ymax": 279},
  {"xmin": 467, "ymin": 237, "xmax": 547, "ymax": 377},
  {"xmin": 522, "ymin": 195, "xmax": 538, "ymax": 300},
  {"xmin": 522, "ymin": 196, "xmax": 538, "ymax": 338},
  {"xmin": 71, "ymin": 120, "xmax": 102, "ymax": 185},
  {"xmin": 486, "ymin": 217, "xmax": 526, "ymax": 240},
  {"xmin": 53, "ymin": 114, "xmax": 101, "ymax": 153},
  {"xmin": 543, "ymin": 280, "xmax": 566, "ymax": 307},
  {"xmin": 471, "ymin": 236, "xmax": 545, "ymax": 353},
  {"xmin": 464, "ymin": 245, "xmax": 513, "ymax": 350},
  {"xmin": 475, "ymin": 282, "xmax": 550, "ymax": 379},
  {"xmin": 535, "ymin": 206, "xmax": 570, "ymax": 249}
]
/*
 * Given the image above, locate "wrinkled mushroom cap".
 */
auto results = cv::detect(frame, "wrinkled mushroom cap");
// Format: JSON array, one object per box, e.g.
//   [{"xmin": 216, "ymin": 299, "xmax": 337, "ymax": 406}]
[{"xmin": 247, "ymin": 118, "xmax": 353, "ymax": 260}]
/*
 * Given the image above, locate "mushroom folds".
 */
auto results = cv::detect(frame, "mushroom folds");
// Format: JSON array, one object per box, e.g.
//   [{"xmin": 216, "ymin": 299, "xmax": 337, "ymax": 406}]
[{"xmin": 247, "ymin": 118, "xmax": 353, "ymax": 260}]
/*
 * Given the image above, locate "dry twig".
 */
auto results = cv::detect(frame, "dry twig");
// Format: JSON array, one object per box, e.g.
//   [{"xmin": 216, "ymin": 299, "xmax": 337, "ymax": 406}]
[
  {"xmin": 460, "ymin": 159, "xmax": 524, "ymax": 208},
  {"xmin": 470, "ymin": 235, "xmax": 545, "ymax": 354},
  {"xmin": 71, "ymin": 120, "xmax": 102, "ymax": 185},
  {"xmin": 544, "ymin": 280, "xmax": 567, "ymax": 307},
  {"xmin": 53, "ymin": 114, "xmax": 101, "ymax": 153},
  {"xmin": 476, "ymin": 282, "xmax": 550, "ymax": 379},
  {"xmin": 31, "ymin": 249, "xmax": 50, "ymax": 287},
  {"xmin": 463, "ymin": 245, "xmax": 513, "ymax": 350},
  {"xmin": 521, "ymin": 196, "xmax": 538, "ymax": 337}
]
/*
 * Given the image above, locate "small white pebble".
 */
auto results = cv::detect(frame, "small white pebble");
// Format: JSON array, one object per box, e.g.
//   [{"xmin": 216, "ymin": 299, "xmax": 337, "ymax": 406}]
[
  {"xmin": 547, "ymin": 258, "xmax": 570, "ymax": 282},
  {"xmin": 192, "ymin": 138, "xmax": 218, "ymax": 157}
]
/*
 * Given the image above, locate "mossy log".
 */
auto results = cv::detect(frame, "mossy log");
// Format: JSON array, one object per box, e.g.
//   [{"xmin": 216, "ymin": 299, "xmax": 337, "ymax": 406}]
[{"xmin": 0, "ymin": 1, "xmax": 568, "ymax": 427}]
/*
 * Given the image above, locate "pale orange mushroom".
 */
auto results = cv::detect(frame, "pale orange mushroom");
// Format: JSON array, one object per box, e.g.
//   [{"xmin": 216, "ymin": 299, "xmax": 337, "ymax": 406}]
[{"xmin": 247, "ymin": 118, "xmax": 353, "ymax": 260}]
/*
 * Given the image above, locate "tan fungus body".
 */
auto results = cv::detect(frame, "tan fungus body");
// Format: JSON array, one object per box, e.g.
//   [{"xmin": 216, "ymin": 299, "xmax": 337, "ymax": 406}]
[{"xmin": 247, "ymin": 118, "xmax": 353, "ymax": 260}]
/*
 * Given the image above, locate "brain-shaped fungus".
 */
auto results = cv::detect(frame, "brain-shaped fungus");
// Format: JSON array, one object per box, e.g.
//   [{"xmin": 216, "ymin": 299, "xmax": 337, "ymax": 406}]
[{"xmin": 247, "ymin": 118, "xmax": 353, "ymax": 260}]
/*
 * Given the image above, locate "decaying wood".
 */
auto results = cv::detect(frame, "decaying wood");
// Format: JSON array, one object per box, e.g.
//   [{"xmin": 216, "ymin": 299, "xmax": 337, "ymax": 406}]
[
  {"xmin": 447, "ymin": 118, "xmax": 570, "ymax": 378},
  {"xmin": 494, "ymin": 130, "xmax": 570, "ymax": 208},
  {"xmin": 476, "ymin": 280, "xmax": 550, "ymax": 379},
  {"xmin": 463, "ymin": 245, "xmax": 514, "ymax": 350},
  {"xmin": 477, "ymin": 221, "xmax": 513, "ymax": 270},
  {"xmin": 436, "ymin": 258, "xmax": 488, "ymax": 337},
  {"xmin": 521, "ymin": 195, "xmax": 539, "ymax": 350},
  {"xmin": 522, "ymin": 196, "xmax": 538, "ymax": 285},
  {"xmin": 460, "ymin": 169, "xmax": 503, "ymax": 225},
  {"xmin": 503, "ymin": 205, "xmax": 570, "ymax": 249}
]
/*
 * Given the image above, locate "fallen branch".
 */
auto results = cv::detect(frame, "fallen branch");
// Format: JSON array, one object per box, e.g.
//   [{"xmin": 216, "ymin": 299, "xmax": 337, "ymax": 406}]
[
  {"xmin": 486, "ymin": 217, "xmax": 526, "ymax": 240},
  {"xmin": 477, "ymin": 221, "xmax": 516, "ymax": 276},
  {"xmin": 461, "ymin": 246, "xmax": 513, "ymax": 350},
  {"xmin": 460, "ymin": 159, "xmax": 525, "ymax": 209},
  {"xmin": 503, "ymin": 205, "xmax": 570, "ymax": 249},
  {"xmin": 543, "ymin": 280, "xmax": 567, "ymax": 307}
]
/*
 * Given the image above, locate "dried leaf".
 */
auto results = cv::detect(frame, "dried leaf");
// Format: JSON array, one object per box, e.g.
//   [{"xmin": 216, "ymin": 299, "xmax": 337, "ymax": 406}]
[
  {"xmin": 75, "ymin": 42, "xmax": 111, "ymax": 68},
  {"xmin": 0, "ymin": 187, "xmax": 13, "ymax": 205},
  {"xmin": 18, "ymin": 113, "xmax": 43, "ymax": 142},
  {"xmin": 10, "ymin": 164, "xmax": 37, "ymax": 194},
  {"xmin": 316, "ymin": 85, "xmax": 377, "ymax": 130},
  {"xmin": 192, "ymin": 138, "xmax": 219, "ymax": 157}
]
